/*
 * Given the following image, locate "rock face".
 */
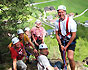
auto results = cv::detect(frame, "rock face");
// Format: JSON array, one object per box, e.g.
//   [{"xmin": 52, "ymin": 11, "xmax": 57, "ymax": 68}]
[
  {"xmin": 50, "ymin": 58, "xmax": 88, "ymax": 70},
  {"xmin": 83, "ymin": 57, "xmax": 88, "ymax": 65},
  {"xmin": 73, "ymin": 61, "xmax": 88, "ymax": 70},
  {"xmin": 8, "ymin": 58, "xmax": 88, "ymax": 70}
]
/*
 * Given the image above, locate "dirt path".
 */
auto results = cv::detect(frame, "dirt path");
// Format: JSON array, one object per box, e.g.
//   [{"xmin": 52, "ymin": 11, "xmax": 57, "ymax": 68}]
[{"xmin": 30, "ymin": 0, "xmax": 57, "ymax": 6}]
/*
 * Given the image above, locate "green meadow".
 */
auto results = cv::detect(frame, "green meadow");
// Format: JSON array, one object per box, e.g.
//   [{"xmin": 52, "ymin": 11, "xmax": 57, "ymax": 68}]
[{"xmin": 35, "ymin": 0, "xmax": 88, "ymax": 23}]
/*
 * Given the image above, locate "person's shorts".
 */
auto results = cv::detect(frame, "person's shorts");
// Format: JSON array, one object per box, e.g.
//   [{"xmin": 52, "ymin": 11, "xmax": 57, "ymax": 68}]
[
  {"xmin": 17, "ymin": 60, "xmax": 27, "ymax": 70},
  {"xmin": 59, "ymin": 43, "xmax": 76, "ymax": 52}
]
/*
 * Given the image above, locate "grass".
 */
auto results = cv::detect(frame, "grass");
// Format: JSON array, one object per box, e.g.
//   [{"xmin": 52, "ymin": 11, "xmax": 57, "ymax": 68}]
[
  {"xmin": 44, "ymin": 36, "xmax": 61, "ymax": 59},
  {"xmin": 74, "ymin": 11, "xmax": 88, "ymax": 23},
  {"xmin": 77, "ymin": 24, "xmax": 88, "ymax": 40},
  {"xmin": 74, "ymin": 37, "xmax": 88, "ymax": 61},
  {"xmin": 33, "ymin": 0, "xmax": 50, "ymax": 3},
  {"xmin": 42, "ymin": 23, "xmax": 53, "ymax": 30},
  {"xmin": 83, "ymin": 64, "xmax": 88, "ymax": 67}
]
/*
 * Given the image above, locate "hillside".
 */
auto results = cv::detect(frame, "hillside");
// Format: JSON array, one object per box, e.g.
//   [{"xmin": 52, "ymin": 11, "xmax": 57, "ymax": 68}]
[
  {"xmin": 0, "ymin": 0, "xmax": 88, "ymax": 70},
  {"xmin": 33, "ymin": 0, "xmax": 88, "ymax": 59},
  {"xmin": 35, "ymin": 0, "xmax": 88, "ymax": 23}
]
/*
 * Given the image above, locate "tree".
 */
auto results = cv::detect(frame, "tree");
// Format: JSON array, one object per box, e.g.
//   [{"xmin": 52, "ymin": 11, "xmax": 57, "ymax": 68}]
[
  {"xmin": 0, "ymin": 0, "xmax": 43, "ymax": 66},
  {"xmin": 0, "ymin": 0, "xmax": 43, "ymax": 29}
]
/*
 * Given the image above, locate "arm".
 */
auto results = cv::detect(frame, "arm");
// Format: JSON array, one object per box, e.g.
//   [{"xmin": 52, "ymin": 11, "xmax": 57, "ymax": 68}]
[
  {"xmin": 28, "ymin": 39, "xmax": 35, "ymax": 49},
  {"xmin": 8, "ymin": 43, "xmax": 13, "ymax": 50},
  {"xmin": 25, "ymin": 34, "xmax": 36, "ymax": 50},
  {"xmin": 23, "ymin": 48, "xmax": 28, "ymax": 60},
  {"xmin": 23, "ymin": 48, "xmax": 27, "ymax": 57},
  {"xmin": 42, "ymin": 38, "xmax": 44, "ymax": 44},
  {"xmin": 30, "ymin": 28, "xmax": 36, "ymax": 43},
  {"xmin": 13, "ymin": 59, "xmax": 17, "ymax": 70},
  {"xmin": 26, "ymin": 35, "xmax": 37, "ymax": 53},
  {"xmin": 56, "ymin": 31, "xmax": 62, "ymax": 46},
  {"xmin": 31, "ymin": 34, "xmax": 39, "ymax": 46},
  {"xmin": 65, "ymin": 32, "xmax": 76, "ymax": 49},
  {"xmin": 22, "ymin": 44, "xmax": 27, "ymax": 58},
  {"xmin": 56, "ymin": 31, "xmax": 64, "ymax": 51}
]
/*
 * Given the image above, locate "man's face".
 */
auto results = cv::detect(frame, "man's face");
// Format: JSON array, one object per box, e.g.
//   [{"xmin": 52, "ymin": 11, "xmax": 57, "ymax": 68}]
[
  {"xmin": 57, "ymin": 9, "xmax": 66, "ymax": 20},
  {"xmin": 18, "ymin": 33, "xmax": 24, "ymax": 40},
  {"xmin": 36, "ymin": 23, "xmax": 41, "ymax": 28},
  {"xmin": 40, "ymin": 48, "xmax": 49, "ymax": 56},
  {"xmin": 15, "ymin": 42, "xmax": 21, "ymax": 48},
  {"xmin": 25, "ymin": 31, "xmax": 29, "ymax": 36}
]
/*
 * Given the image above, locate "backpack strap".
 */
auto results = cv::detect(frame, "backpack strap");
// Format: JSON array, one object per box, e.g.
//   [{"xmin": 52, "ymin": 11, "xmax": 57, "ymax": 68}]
[
  {"xmin": 38, "ymin": 61, "xmax": 44, "ymax": 70},
  {"xmin": 38, "ymin": 61, "xmax": 48, "ymax": 70},
  {"xmin": 12, "ymin": 45, "xmax": 24, "ymax": 56}
]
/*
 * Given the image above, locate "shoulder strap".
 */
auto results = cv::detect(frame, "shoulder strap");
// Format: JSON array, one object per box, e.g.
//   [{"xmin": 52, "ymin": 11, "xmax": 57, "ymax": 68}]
[
  {"xmin": 66, "ymin": 17, "xmax": 71, "ymax": 36},
  {"xmin": 22, "ymin": 37, "xmax": 26, "ymax": 47},
  {"xmin": 12, "ymin": 46, "xmax": 19, "ymax": 54},
  {"xmin": 38, "ymin": 61, "xmax": 48, "ymax": 70},
  {"xmin": 12, "ymin": 43, "xmax": 23, "ymax": 53},
  {"xmin": 38, "ymin": 61, "xmax": 44, "ymax": 70}
]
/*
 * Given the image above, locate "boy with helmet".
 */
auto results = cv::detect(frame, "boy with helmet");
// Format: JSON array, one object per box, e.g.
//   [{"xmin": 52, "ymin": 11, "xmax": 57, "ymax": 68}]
[
  {"xmin": 37, "ymin": 43, "xmax": 59, "ymax": 70},
  {"xmin": 10, "ymin": 37, "xmax": 27, "ymax": 70}
]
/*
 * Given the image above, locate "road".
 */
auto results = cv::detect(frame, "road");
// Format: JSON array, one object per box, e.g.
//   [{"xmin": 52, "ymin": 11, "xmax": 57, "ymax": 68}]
[{"xmin": 30, "ymin": 0, "xmax": 57, "ymax": 6}]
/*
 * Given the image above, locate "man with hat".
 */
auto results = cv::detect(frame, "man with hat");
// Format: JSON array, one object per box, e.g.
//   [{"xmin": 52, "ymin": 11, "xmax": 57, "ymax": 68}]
[
  {"xmin": 37, "ymin": 43, "xmax": 59, "ymax": 70},
  {"xmin": 10, "ymin": 37, "xmax": 27, "ymax": 70},
  {"xmin": 24, "ymin": 27, "xmax": 31, "ymax": 39},
  {"xmin": 8, "ymin": 29, "xmax": 37, "ymax": 53},
  {"xmin": 55, "ymin": 5, "xmax": 77, "ymax": 70},
  {"xmin": 8, "ymin": 29, "xmax": 37, "ymax": 63},
  {"xmin": 31, "ymin": 20, "xmax": 47, "ymax": 50}
]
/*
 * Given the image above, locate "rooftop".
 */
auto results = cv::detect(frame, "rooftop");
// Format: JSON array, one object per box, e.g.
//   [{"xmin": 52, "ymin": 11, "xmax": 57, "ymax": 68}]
[{"xmin": 44, "ymin": 6, "xmax": 56, "ymax": 12}]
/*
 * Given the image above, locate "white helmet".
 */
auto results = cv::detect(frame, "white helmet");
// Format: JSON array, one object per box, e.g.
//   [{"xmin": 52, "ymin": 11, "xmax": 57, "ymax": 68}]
[
  {"xmin": 35, "ymin": 19, "xmax": 41, "ymax": 24},
  {"xmin": 39, "ymin": 43, "xmax": 48, "ymax": 49},
  {"xmin": 12, "ymin": 37, "xmax": 19, "ymax": 44},
  {"xmin": 24, "ymin": 27, "xmax": 30, "ymax": 31},
  {"xmin": 57, "ymin": 5, "xmax": 66, "ymax": 11},
  {"xmin": 17, "ymin": 29, "xmax": 24, "ymax": 34}
]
